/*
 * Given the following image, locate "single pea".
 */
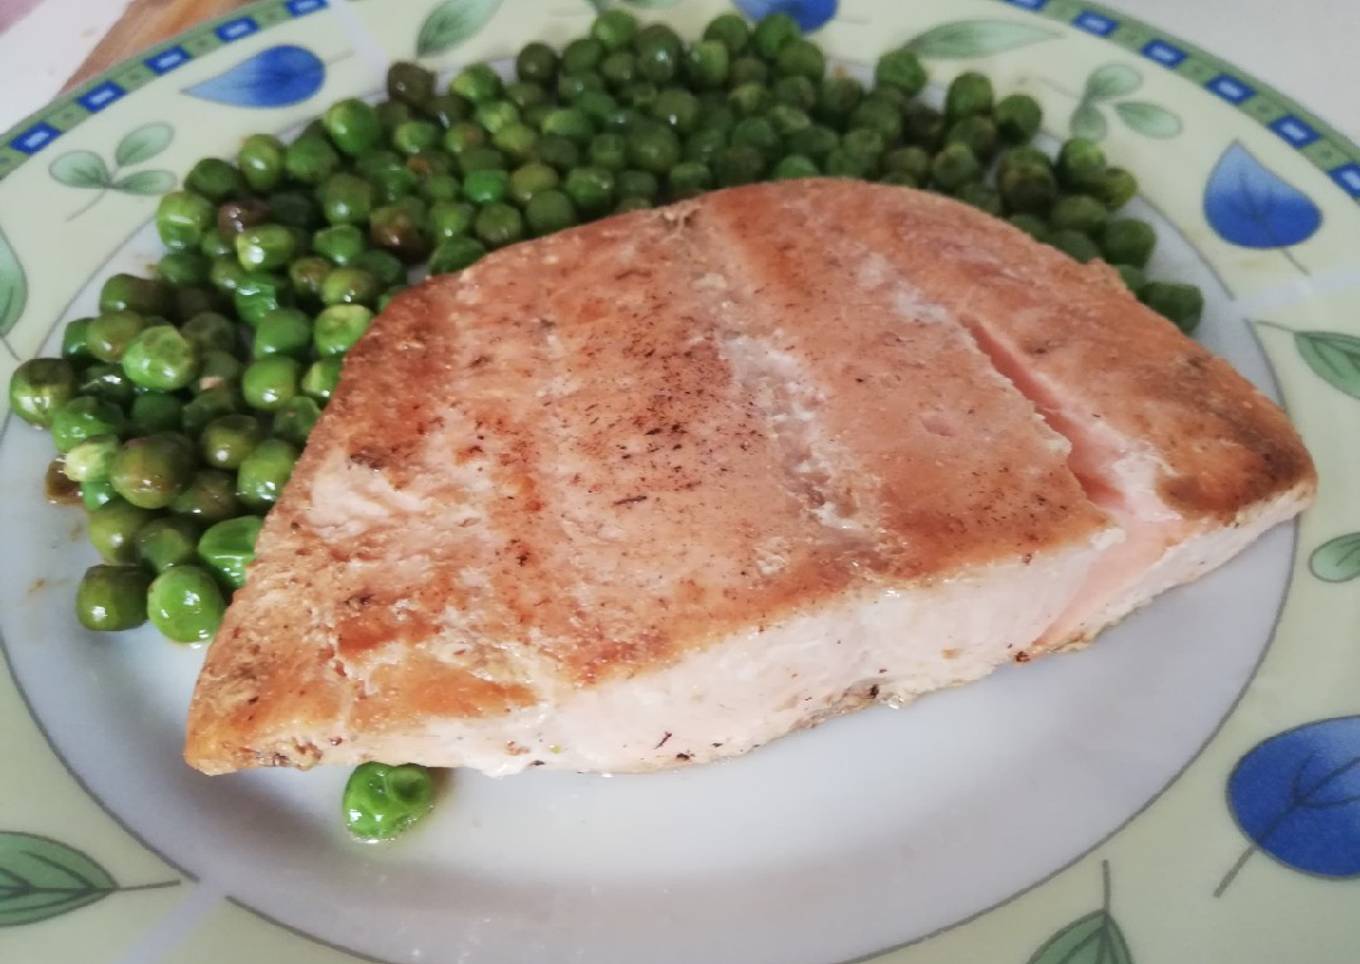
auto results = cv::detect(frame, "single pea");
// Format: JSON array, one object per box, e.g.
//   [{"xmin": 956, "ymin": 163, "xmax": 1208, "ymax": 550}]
[
  {"xmin": 134, "ymin": 517, "xmax": 200, "ymax": 573},
  {"xmin": 386, "ymin": 60, "xmax": 435, "ymax": 108},
  {"xmin": 849, "ymin": 98, "xmax": 903, "ymax": 142},
  {"xmin": 355, "ymin": 249, "xmax": 406, "ymax": 289},
  {"xmin": 408, "ymin": 149, "xmax": 456, "ymax": 179},
  {"xmin": 109, "ymin": 434, "xmax": 195, "ymax": 510},
  {"xmin": 636, "ymin": 34, "xmax": 680, "ymax": 85},
  {"xmin": 63, "ymin": 434, "xmax": 119, "ymax": 483},
  {"xmin": 815, "ymin": 76, "xmax": 863, "ymax": 126},
  {"xmin": 999, "ymin": 162, "xmax": 1059, "ymax": 215},
  {"xmin": 267, "ymin": 189, "xmax": 322, "ymax": 230},
  {"xmin": 428, "ymin": 236, "xmax": 488, "ymax": 274},
  {"xmin": 1113, "ymin": 264, "xmax": 1147, "ymax": 292},
  {"xmin": 505, "ymin": 81, "xmax": 548, "ymax": 112},
  {"xmin": 195, "ymin": 350, "xmax": 244, "ymax": 395},
  {"xmin": 302, "ymin": 356, "xmax": 344, "ymax": 402},
  {"xmin": 319, "ymin": 173, "xmax": 374, "ymax": 228},
  {"xmin": 185, "ymin": 157, "xmax": 244, "ymax": 203},
  {"xmin": 180, "ymin": 311, "xmax": 238, "ymax": 355},
  {"xmin": 884, "ymin": 146, "xmax": 931, "ymax": 183},
  {"xmin": 785, "ymin": 124, "xmax": 838, "ymax": 161},
  {"xmin": 824, "ymin": 147, "xmax": 875, "ymax": 179},
  {"xmin": 464, "ymin": 169, "xmax": 511, "ymax": 205},
  {"xmin": 314, "ymin": 224, "xmax": 368, "ymax": 266},
  {"xmin": 523, "ymin": 189, "xmax": 579, "ymax": 236},
  {"xmin": 540, "ymin": 108, "xmax": 596, "ymax": 146},
  {"xmin": 704, "ymin": 12, "xmax": 751, "ymax": 54},
  {"xmin": 875, "ymin": 48, "xmax": 926, "ymax": 95},
  {"xmin": 200, "ymin": 227, "xmax": 235, "ymax": 259},
  {"xmin": 1008, "ymin": 212, "xmax": 1051, "ymax": 243},
  {"xmin": 752, "ymin": 12, "xmax": 800, "ymax": 60},
  {"xmin": 1056, "ymin": 137, "xmax": 1106, "ymax": 191},
  {"xmin": 242, "ymin": 356, "xmax": 302, "ymax": 412},
  {"xmin": 588, "ymin": 133, "xmax": 629, "ymax": 173},
  {"xmin": 715, "ymin": 145, "xmax": 767, "ymax": 187},
  {"xmin": 508, "ymin": 162, "xmax": 561, "ymax": 206},
  {"xmin": 512, "ymin": 41, "xmax": 555, "ymax": 84},
  {"xmin": 198, "ymin": 515, "xmax": 263, "ymax": 590},
  {"xmin": 420, "ymin": 172, "xmax": 462, "ymax": 204},
  {"xmin": 476, "ymin": 100, "xmax": 521, "ymax": 137},
  {"xmin": 313, "ymin": 305, "xmax": 374, "ymax": 358},
  {"xmin": 728, "ymin": 81, "xmax": 772, "ymax": 117},
  {"xmin": 273, "ymin": 396, "xmax": 322, "ymax": 446},
  {"xmin": 156, "ymin": 191, "xmax": 215, "ymax": 251},
  {"xmin": 1101, "ymin": 218, "xmax": 1156, "ymax": 268},
  {"xmin": 452, "ymin": 63, "xmax": 504, "ymax": 103},
  {"xmin": 289, "ymin": 256, "xmax": 331, "ymax": 303},
  {"xmin": 200, "ymin": 414, "xmax": 264, "ymax": 470},
  {"xmin": 237, "ymin": 133, "xmax": 285, "ymax": 193},
  {"xmin": 1140, "ymin": 282, "xmax": 1204, "ymax": 334},
  {"xmin": 662, "ymin": 159, "xmax": 710, "ymax": 199},
  {"xmin": 841, "ymin": 126, "xmax": 886, "ymax": 164},
  {"xmin": 251, "ymin": 308, "xmax": 312, "ymax": 360},
  {"xmin": 61, "ymin": 318, "xmax": 93, "ymax": 362},
  {"xmin": 445, "ymin": 122, "xmax": 487, "ymax": 156},
  {"xmin": 369, "ymin": 205, "xmax": 431, "ymax": 263},
  {"xmin": 930, "ymin": 142, "xmax": 982, "ymax": 191},
  {"xmin": 558, "ymin": 71, "xmax": 606, "ymax": 103},
  {"xmin": 684, "ymin": 128, "xmax": 728, "ymax": 167},
  {"xmin": 9, "ymin": 358, "xmax": 76, "ymax": 428},
  {"xmin": 900, "ymin": 101, "xmax": 944, "ymax": 150},
  {"xmin": 320, "ymin": 267, "xmax": 381, "ymax": 308},
  {"xmin": 234, "ymin": 224, "xmax": 297, "ymax": 273},
  {"xmin": 88, "ymin": 499, "xmax": 154, "ymax": 564},
  {"xmin": 946, "ymin": 71, "xmax": 994, "ymax": 120},
  {"xmin": 769, "ymin": 154, "xmax": 819, "ymax": 180},
  {"xmin": 148, "ymin": 565, "xmax": 226, "ymax": 643},
  {"xmin": 129, "ymin": 393, "xmax": 184, "ymax": 436},
  {"xmin": 170, "ymin": 468, "xmax": 240, "ymax": 523},
  {"xmin": 283, "ymin": 136, "xmax": 340, "ymax": 186},
  {"xmin": 775, "ymin": 39, "xmax": 824, "ymax": 81},
  {"xmin": 1051, "ymin": 194, "xmax": 1109, "ymax": 236},
  {"xmin": 627, "ymin": 124, "xmax": 681, "ymax": 175},
  {"xmin": 236, "ymin": 438, "xmax": 298, "ymax": 511},
  {"xmin": 768, "ymin": 104, "xmax": 812, "ymax": 138},
  {"xmin": 1094, "ymin": 167, "xmax": 1138, "ymax": 210},
  {"xmin": 616, "ymin": 168, "xmax": 660, "ymax": 200},
  {"xmin": 122, "ymin": 325, "xmax": 199, "ymax": 392},
  {"xmin": 51, "ymin": 397, "xmax": 126, "ymax": 453},
  {"xmin": 994, "ymin": 93, "xmax": 1042, "ymax": 144},
  {"xmin": 652, "ymin": 88, "xmax": 702, "ymax": 135},
  {"xmin": 535, "ymin": 133, "xmax": 582, "ymax": 172},
  {"xmin": 371, "ymin": 165, "xmax": 421, "ymax": 204},
  {"xmin": 955, "ymin": 182, "xmax": 1004, "ymax": 216},
  {"xmin": 423, "ymin": 92, "xmax": 472, "ymax": 128},
  {"xmin": 475, "ymin": 203, "xmax": 526, "ymax": 247},
  {"xmin": 601, "ymin": 50, "xmax": 638, "ymax": 89},
  {"xmin": 393, "ymin": 119, "xmax": 441, "ymax": 156},
  {"xmin": 1049, "ymin": 227, "xmax": 1102, "ymax": 264},
  {"xmin": 76, "ymin": 565, "xmax": 151, "ymax": 632},
  {"xmin": 428, "ymin": 201, "xmax": 477, "ymax": 241},
  {"xmin": 99, "ymin": 273, "xmax": 172, "ymax": 316},
  {"xmin": 493, "ymin": 122, "xmax": 539, "ymax": 163},
  {"xmin": 81, "ymin": 479, "xmax": 117, "ymax": 511},
  {"xmin": 86, "ymin": 311, "xmax": 149, "ymax": 364},
  {"xmin": 687, "ymin": 39, "xmax": 731, "ymax": 89},
  {"xmin": 620, "ymin": 79, "xmax": 660, "ymax": 110},
  {"xmin": 77, "ymin": 364, "xmax": 134, "ymax": 407},
  {"xmin": 172, "ymin": 285, "xmax": 222, "ymax": 324},
  {"xmin": 946, "ymin": 115, "xmax": 999, "ymax": 161},
  {"xmin": 324, "ymin": 98, "xmax": 382, "ymax": 156},
  {"xmin": 563, "ymin": 37, "xmax": 607, "ymax": 76},
  {"xmin": 343, "ymin": 762, "xmax": 436, "ymax": 841},
  {"xmin": 563, "ymin": 167, "xmax": 617, "ymax": 216},
  {"xmin": 233, "ymin": 272, "xmax": 292, "ymax": 328},
  {"xmin": 591, "ymin": 7, "xmax": 637, "ymax": 50},
  {"xmin": 181, "ymin": 384, "xmax": 244, "ymax": 435},
  {"xmin": 209, "ymin": 256, "xmax": 249, "ymax": 294},
  {"xmin": 158, "ymin": 251, "xmax": 210, "ymax": 288}
]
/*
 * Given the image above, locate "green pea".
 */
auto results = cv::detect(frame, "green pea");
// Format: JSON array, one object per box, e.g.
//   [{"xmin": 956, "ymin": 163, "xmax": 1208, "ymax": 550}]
[
  {"xmin": 505, "ymin": 81, "xmax": 548, "ymax": 112},
  {"xmin": 109, "ymin": 434, "xmax": 195, "ymax": 510},
  {"xmin": 81, "ymin": 480, "xmax": 117, "ymax": 511},
  {"xmin": 170, "ymin": 469, "xmax": 240, "ymax": 523},
  {"xmin": 475, "ymin": 203, "xmax": 526, "ymax": 248},
  {"xmin": 946, "ymin": 71, "xmax": 994, "ymax": 120},
  {"xmin": 651, "ymin": 88, "xmax": 702, "ymax": 134},
  {"xmin": 994, "ymin": 93, "xmax": 1042, "ymax": 144},
  {"xmin": 476, "ymin": 100, "xmax": 521, "ymax": 137},
  {"xmin": 627, "ymin": 124, "xmax": 681, "ymax": 175},
  {"xmin": 302, "ymin": 356, "xmax": 345, "ymax": 402},
  {"xmin": 946, "ymin": 115, "xmax": 999, "ymax": 161},
  {"xmin": 129, "ymin": 393, "xmax": 184, "ymax": 436},
  {"xmin": 180, "ymin": 311, "xmax": 238, "ymax": 355},
  {"xmin": 1049, "ymin": 228, "xmax": 1102, "ymax": 264},
  {"xmin": 535, "ymin": 133, "xmax": 582, "ymax": 171},
  {"xmin": 200, "ymin": 414, "xmax": 264, "ymax": 470},
  {"xmin": 343, "ymin": 762, "xmax": 436, "ymax": 841},
  {"xmin": 195, "ymin": 350, "xmax": 243, "ymax": 394},
  {"xmin": 283, "ymin": 136, "xmax": 340, "ymax": 187},
  {"xmin": 1114, "ymin": 264, "xmax": 1147, "ymax": 292},
  {"xmin": 409, "ymin": 150, "xmax": 456, "ymax": 180},
  {"xmin": 785, "ymin": 124, "xmax": 838, "ymax": 161},
  {"xmin": 1140, "ymin": 282, "xmax": 1203, "ymax": 334},
  {"xmin": 874, "ymin": 48, "xmax": 926, "ymax": 95},
  {"xmin": 452, "ymin": 62, "xmax": 503, "ymax": 102},
  {"xmin": 457, "ymin": 148, "xmax": 508, "ymax": 178},
  {"xmin": 668, "ymin": 161, "xmax": 714, "ymax": 199},
  {"xmin": 715, "ymin": 145, "xmax": 767, "ymax": 187},
  {"xmin": 423, "ymin": 92, "xmax": 472, "ymax": 128},
  {"xmin": 267, "ymin": 189, "xmax": 322, "ymax": 230},
  {"xmin": 273, "ymin": 396, "xmax": 322, "ymax": 446},
  {"xmin": 100, "ymin": 273, "xmax": 172, "ymax": 316},
  {"xmin": 185, "ymin": 157, "xmax": 243, "ymax": 203},
  {"xmin": 931, "ymin": 142, "xmax": 981, "ymax": 191},
  {"xmin": 61, "ymin": 318, "xmax": 93, "ymax": 362},
  {"xmin": 320, "ymin": 173, "xmax": 374, "ymax": 227},
  {"xmin": 250, "ymin": 308, "xmax": 311, "ymax": 360},
  {"xmin": 387, "ymin": 60, "xmax": 435, "ymax": 108},
  {"xmin": 420, "ymin": 172, "xmax": 462, "ymax": 204},
  {"xmin": 824, "ymin": 147, "xmax": 874, "ymax": 179},
  {"xmin": 77, "ymin": 364, "xmax": 134, "ymax": 407},
  {"xmin": 541, "ymin": 108, "xmax": 596, "ymax": 145},
  {"xmin": 524, "ymin": 190, "xmax": 579, "ymax": 236},
  {"xmin": 508, "ymin": 162, "xmax": 561, "ymax": 205},
  {"xmin": 955, "ymin": 182, "xmax": 1004, "ymax": 216},
  {"xmin": 393, "ymin": 119, "xmax": 441, "ymax": 156},
  {"xmin": 687, "ymin": 39, "xmax": 731, "ymax": 90},
  {"xmin": 233, "ymin": 272, "xmax": 292, "ymax": 328},
  {"xmin": 590, "ymin": 7, "xmax": 637, "ymax": 50},
  {"xmin": 464, "ymin": 169, "xmax": 511, "ymax": 205},
  {"xmin": 894, "ymin": 102, "xmax": 941, "ymax": 151},
  {"xmin": 775, "ymin": 39, "xmax": 824, "ymax": 81},
  {"xmin": 198, "ymin": 516, "xmax": 261, "ymax": 590},
  {"xmin": 814, "ymin": 76, "xmax": 861, "ymax": 127},
  {"xmin": 355, "ymin": 249, "xmax": 406, "ymax": 289},
  {"xmin": 766, "ymin": 104, "xmax": 811, "ymax": 138},
  {"xmin": 158, "ymin": 251, "xmax": 210, "ymax": 288},
  {"xmin": 236, "ymin": 438, "xmax": 298, "ymax": 511},
  {"xmin": 237, "ymin": 134, "xmax": 285, "ymax": 193},
  {"xmin": 76, "ymin": 565, "xmax": 151, "ymax": 632},
  {"xmin": 516, "ymin": 41, "xmax": 558, "ymax": 83},
  {"xmin": 122, "ymin": 325, "xmax": 199, "ymax": 391},
  {"xmin": 564, "ymin": 167, "xmax": 616, "ymax": 216},
  {"xmin": 209, "ymin": 257, "xmax": 249, "ymax": 294},
  {"xmin": 561, "ymin": 37, "xmax": 605, "ymax": 76},
  {"xmin": 429, "ymin": 201, "xmax": 477, "ymax": 241},
  {"xmin": 492, "ymin": 122, "xmax": 539, "ymax": 163},
  {"xmin": 323, "ymin": 98, "xmax": 382, "ymax": 156},
  {"xmin": 63, "ymin": 434, "xmax": 119, "ymax": 483},
  {"xmin": 369, "ymin": 205, "xmax": 430, "ymax": 263},
  {"xmin": 89, "ymin": 499, "xmax": 154, "ymax": 564},
  {"xmin": 156, "ymin": 191, "xmax": 215, "ymax": 251},
  {"xmin": 428, "ymin": 236, "xmax": 488, "ymax": 274},
  {"xmin": 771, "ymin": 154, "xmax": 819, "ymax": 180},
  {"xmin": 620, "ymin": 80, "xmax": 659, "ymax": 109},
  {"xmin": 314, "ymin": 224, "xmax": 368, "ymax": 266},
  {"xmin": 1051, "ymin": 194, "xmax": 1109, "ymax": 236},
  {"xmin": 286, "ymin": 256, "xmax": 330, "ymax": 303},
  {"xmin": 320, "ymin": 267, "xmax": 381, "ymax": 308},
  {"xmin": 171, "ymin": 285, "xmax": 222, "ymax": 324},
  {"xmin": 586, "ymin": 133, "xmax": 627, "ymax": 173},
  {"xmin": 1008, "ymin": 213, "xmax": 1051, "ymax": 243},
  {"xmin": 752, "ymin": 12, "xmax": 799, "ymax": 60},
  {"xmin": 445, "ymin": 121, "xmax": 487, "ymax": 156},
  {"xmin": 200, "ymin": 228, "xmax": 234, "ymax": 259},
  {"xmin": 684, "ymin": 128, "xmax": 728, "ymax": 167},
  {"xmin": 999, "ymin": 162, "xmax": 1059, "ymax": 215},
  {"xmin": 1056, "ymin": 137, "xmax": 1106, "ymax": 191},
  {"xmin": 52, "ymin": 397, "xmax": 126, "ymax": 453},
  {"xmin": 135, "ymin": 517, "xmax": 200, "ymax": 573},
  {"xmin": 601, "ymin": 50, "xmax": 638, "ymax": 89},
  {"xmin": 9, "ymin": 358, "xmax": 76, "ymax": 427},
  {"xmin": 704, "ymin": 13, "xmax": 751, "ymax": 54},
  {"xmin": 313, "ymin": 305, "xmax": 374, "ymax": 358},
  {"xmin": 242, "ymin": 356, "xmax": 302, "ymax": 412},
  {"xmin": 616, "ymin": 169, "xmax": 660, "ymax": 200},
  {"xmin": 1101, "ymin": 218, "xmax": 1156, "ymax": 269},
  {"xmin": 372, "ymin": 165, "xmax": 421, "ymax": 204},
  {"xmin": 148, "ymin": 565, "xmax": 225, "ymax": 644},
  {"xmin": 728, "ymin": 82, "xmax": 771, "ymax": 118},
  {"xmin": 86, "ymin": 311, "xmax": 147, "ymax": 364},
  {"xmin": 1094, "ymin": 167, "xmax": 1138, "ymax": 210},
  {"xmin": 883, "ymin": 146, "xmax": 930, "ymax": 183},
  {"xmin": 614, "ymin": 196, "xmax": 652, "ymax": 213},
  {"xmin": 181, "ymin": 384, "xmax": 244, "ymax": 435},
  {"xmin": 377, "ymin": 100, "xmax": 417, "ymax": 136}
]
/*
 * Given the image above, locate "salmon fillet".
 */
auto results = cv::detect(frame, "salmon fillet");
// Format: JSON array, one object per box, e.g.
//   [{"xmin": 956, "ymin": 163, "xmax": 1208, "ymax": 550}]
[{"xmin": 184, "ymin": 180, "xmax": 1314, "ymax": 776}]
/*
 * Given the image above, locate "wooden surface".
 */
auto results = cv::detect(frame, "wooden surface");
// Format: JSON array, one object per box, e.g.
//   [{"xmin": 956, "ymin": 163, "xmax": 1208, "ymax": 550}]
[{"xmin": 65, "ymin": 0, "xmax": 247, "ymax": 89}]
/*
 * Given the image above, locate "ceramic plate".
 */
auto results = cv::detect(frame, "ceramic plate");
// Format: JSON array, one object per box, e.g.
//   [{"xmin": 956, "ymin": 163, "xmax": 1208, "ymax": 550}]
[{"xmin": 2, "ymin": 1, "xmax": 1358, "ymax": 962}]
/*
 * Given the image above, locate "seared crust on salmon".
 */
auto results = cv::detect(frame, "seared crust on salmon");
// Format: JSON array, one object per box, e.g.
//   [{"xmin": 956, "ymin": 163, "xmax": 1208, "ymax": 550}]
[{"xmin": 185, "ymin": 181, "xmax": 1313, "ymax": 776}]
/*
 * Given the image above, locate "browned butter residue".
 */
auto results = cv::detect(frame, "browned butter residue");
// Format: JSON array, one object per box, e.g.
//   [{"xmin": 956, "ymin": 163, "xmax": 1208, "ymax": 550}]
[{"xmin": 44, "ymin": 458, "xmax": 80, "ymax": 505}]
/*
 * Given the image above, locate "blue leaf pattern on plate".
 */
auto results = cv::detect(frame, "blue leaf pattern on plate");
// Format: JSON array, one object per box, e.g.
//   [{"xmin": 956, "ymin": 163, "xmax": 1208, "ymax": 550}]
[
  {"xmin": 732, "ymin": 0, "xmax": 837, "ymax": 32},
  {"xmin": 183, "ymin": 45, "xmax": 325, "ymax": 107},
  {"xmin": 1217, "ymin": 716, "xmax": 1360, "ymax": 895},
  {"xmin": 1203, "ymin": 141, "xmax": 1321, "ymax": 249}
]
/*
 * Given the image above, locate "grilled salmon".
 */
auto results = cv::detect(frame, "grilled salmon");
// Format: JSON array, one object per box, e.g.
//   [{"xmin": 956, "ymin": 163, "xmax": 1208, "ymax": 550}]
[{"xmin": 184, "ymin": 180, "xmax": 1314, "ymax": 776}]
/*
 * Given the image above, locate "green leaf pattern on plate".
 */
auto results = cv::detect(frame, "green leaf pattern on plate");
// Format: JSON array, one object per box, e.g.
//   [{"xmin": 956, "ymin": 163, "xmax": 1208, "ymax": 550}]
[
  {"xmin": 1026, "ymin": 862, "xmax": 1134, "ymax": 964},
  {"xmin": 416, "ymin": 0, "xmax": 504, "ymax": 57},
  {"xmin": 1070, "ymin": 103, "xmax": 1108, "ymax": 141},
  {"xmin": 1293, "ymin": 330, "xmax": 1360, "ymax": 399},
  {"xmin": 0, "ymin": 831, "xmax": 177, "ymax": 927},
  {"xmin": 1310, "ymin": 533, "xmax": 1360, "ymax": 583},
  {"xmin": 49, "ymin": 122, "xmax": 176, "ymax": 219},
  {"xmin": 0, "ymin": 223, "xmax": 26, "ymax": 358},
  {"xmin": 905, "ymin": 19, "xmax": 1058, "ymax": 59},
  {"xmin": 1068, "ymin": 63, "xmax": 1181, "ymax": 141},
  {"xmin": 1114, "ymin": 101, "xmax": 1182, "ymax": 138},
  {"xmin": 1084, "ymin": 63, "xmax": 1140, "ymax": 100}
]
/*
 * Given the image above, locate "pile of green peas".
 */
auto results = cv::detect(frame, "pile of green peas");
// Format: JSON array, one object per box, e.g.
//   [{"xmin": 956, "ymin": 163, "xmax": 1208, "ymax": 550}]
[{"xmin": 6, "ymin": 8, "xmax": 1206, "ymax": 839}]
